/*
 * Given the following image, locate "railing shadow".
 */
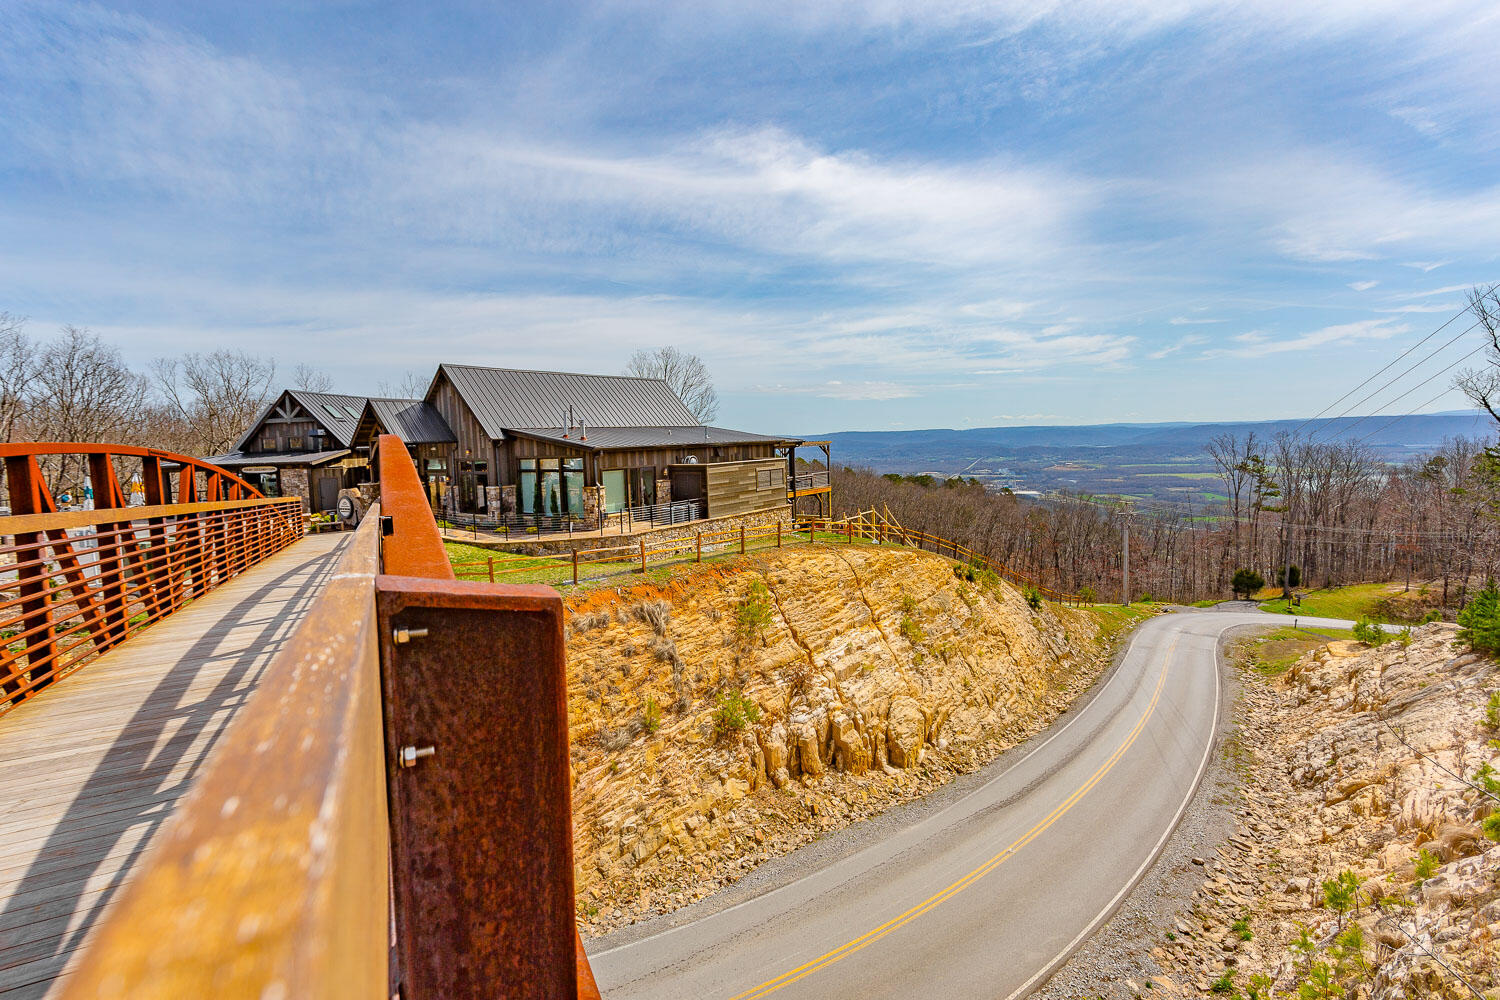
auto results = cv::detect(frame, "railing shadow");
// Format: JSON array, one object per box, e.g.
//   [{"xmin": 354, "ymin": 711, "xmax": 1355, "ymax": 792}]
[{"xmin": 0, "ymin": 539, "xmax": 345, "ymax": 998}]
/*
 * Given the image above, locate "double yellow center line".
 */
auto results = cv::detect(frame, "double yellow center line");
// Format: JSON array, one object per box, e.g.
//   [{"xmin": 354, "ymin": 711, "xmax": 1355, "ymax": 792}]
[{"xmin": 727, "ymin": 640, "xmax": 1177, "ymax": 1000}]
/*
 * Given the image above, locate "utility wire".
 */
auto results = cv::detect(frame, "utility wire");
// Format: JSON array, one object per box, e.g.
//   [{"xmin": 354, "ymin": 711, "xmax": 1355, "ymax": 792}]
[
  {"xmin": 1323, "ymin": 345, "xmax": 1484, "ymax": 442},
  {"xmin": 1291, "ymin": 294, "xmax": 1484, "ymax": 437},
  {"xmin": 1307, "ymin": 318, "xmax": 1484, "ymax": 442}
]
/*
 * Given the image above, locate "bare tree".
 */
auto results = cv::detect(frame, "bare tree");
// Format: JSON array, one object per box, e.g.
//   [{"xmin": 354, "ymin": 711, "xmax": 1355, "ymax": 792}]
[
  {"xmin": 376, "ymin": 369, "xmax": 430, "ymax": 400},
  {"xmin": 292, "ymin": 363, "xmax": 335, "ymax": 393},
  {"xmin": 29, "ymin": 326, "xmax": 151, "ymax": 496},
  {"xmin": 624, "ymin": 346, "xmax": 720, "ymax": 423},
  {"xmin": 151, "ymin": 350, "xmax": 277, "ymax": 457},
  {"xmin": 0, "ymin": 313, "xmax": 35, "ymax": 443},
  {"xmin": 1457, "ymin": 285, "xmax": 1500, "ymax": 424}
]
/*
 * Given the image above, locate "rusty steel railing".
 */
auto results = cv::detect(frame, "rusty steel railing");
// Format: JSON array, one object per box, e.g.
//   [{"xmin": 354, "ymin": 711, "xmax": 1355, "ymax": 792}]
[
  {"xmin": 59, "ymin": 434, "xmax": 600, "ymax": 999},
  {"xmin": 0, "ymin": 443, "xmax": 304, "ymax": 709}
]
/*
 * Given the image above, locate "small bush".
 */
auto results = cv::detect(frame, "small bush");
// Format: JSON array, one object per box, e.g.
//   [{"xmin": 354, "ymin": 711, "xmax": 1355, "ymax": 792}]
[
  {"xmin": 1297, "ymin": 961, "xmax": 1341, "ymax": 1000},
  {"xmin": 630, "ymin": 599, "xmax": 672, "ymax": 637},
  {"xmin": 1245, "ymin": 973, "xmax": 1273, "ymax": 1000},
  {"xmin": 1413, "ymin": 847, "xmax": 1439, "ymax": 882},
  {"xmin": 641, "ymin": 696, "xmax": 661, "ymax": 735},
  {"xmin": 1483, "ymin": 810, "xmax": 1500, "ymax": 841},
  {"xmin": 735, "ymin": 580, "xmax": 775, "ymax": 646},
  {"xmin": 1078, "ymin": 585, "xmax": 1097, "ymax": 604},
  {"xmin": 1460, "ymin": 585, "xmax": 1500, "ymax": 655},
  {"xmin": 1352, "ymin": 618, "xmax": 1390, "ymax": 646},
  {"xmin": 1321, "ymin": 870, "xmax": 1360, "ymax": 926},
  {"xmin": 1231, "ymin": 915, "xmax": 1253, "ymax": 941},
  {"xmin": 712, "ymin": 688, "xmax": 761, "ymax": 739},
  {"xmin": 899, "ymin": 614, "xmax": 924, "ymax": 644},
  {"xmin": 1209, "ymin": 971, "xmax": 1236, "ymax": 994},
  {"xmin": 1024, "ymin": 585, "xmax": 1043, "ymax": 610},
  {"xmin": 1232, "ymin": 568, "xmax": 1265, "ymax": 599},
  {"xmin": 1137, "ymin": 591, "xmax": 1154, "ymax": 604}
]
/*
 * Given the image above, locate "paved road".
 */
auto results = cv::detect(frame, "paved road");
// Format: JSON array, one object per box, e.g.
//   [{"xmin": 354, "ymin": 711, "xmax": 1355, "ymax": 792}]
[{"xmin": 589, "ymin": 609, "xmax": 1357, "ymax": 1000}]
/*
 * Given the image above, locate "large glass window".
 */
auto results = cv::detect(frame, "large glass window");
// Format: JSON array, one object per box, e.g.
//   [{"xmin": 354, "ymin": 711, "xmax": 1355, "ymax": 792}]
[
  {"xmin": 540, "ymin": 458, "xmax": 561, "ymax": 515},
  {"xmin": 563, "ymin": 458, "xmax": 584, "ymax": 516},
  {"xmin": 602, "ymin": 469, "xmax": 626, "ymax": 513},
  {"xmin": 519, "ymin": 459, "xmax": 537, "ymax": 514}
]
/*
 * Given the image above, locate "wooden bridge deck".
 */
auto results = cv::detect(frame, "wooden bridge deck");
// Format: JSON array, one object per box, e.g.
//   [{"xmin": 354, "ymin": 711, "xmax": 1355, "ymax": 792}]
[{"xmin": 0, "ymin": 532, "xmax": 352, "ymax": 999}]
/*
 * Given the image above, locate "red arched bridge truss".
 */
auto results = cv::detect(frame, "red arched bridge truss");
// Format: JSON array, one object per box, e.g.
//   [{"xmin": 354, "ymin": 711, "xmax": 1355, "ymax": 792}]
[{"xmin": 0, "ymin": 443, "xmax": 304, "ymax": 707}]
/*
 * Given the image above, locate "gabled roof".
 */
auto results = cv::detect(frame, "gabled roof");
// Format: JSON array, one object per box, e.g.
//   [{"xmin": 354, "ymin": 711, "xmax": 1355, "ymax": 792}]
[
  {"xmin": 437, "ymin": 364, "xmax": 700, "ymax": 439},
  {"xmin": 234, "ymin": 389, "xmax": 437, "ymax": 451},
  {"xmin": 507, "ymin": 425, "xmax": 793, "ymax": 451},
  {"xmin": 207, "ymin": 448, "xmax": 351, "ymax": 468},
  {"xmin": 232, "ymin": 389, "xmax": 376, "ymax": 451},
  {"xmin": 352, "ymin": 398, "xmax": 456, "ymax": 445}
]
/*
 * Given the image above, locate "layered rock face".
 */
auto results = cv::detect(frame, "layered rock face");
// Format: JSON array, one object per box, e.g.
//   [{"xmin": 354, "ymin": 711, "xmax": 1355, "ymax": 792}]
[
  {"xmin": 1150, "ymin": 625, "xmax": 1500, "ymax": 999},
  {"xmin": 563, "ymin": 545, "xmax": 1113, "ymax": 933}
]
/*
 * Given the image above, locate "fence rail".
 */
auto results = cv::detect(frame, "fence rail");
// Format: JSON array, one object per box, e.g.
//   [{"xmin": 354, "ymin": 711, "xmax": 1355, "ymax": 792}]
[
  {"xmin": 450, "ymin": 509, "xmax": 1084, "ymax": 605},
  {"xmin": 0, "ymin": 444, "xmax": 304, "ymax": 710},
  {"xmin": 440, "ymin": 498, "xmax": 708, "ymax": 538}
]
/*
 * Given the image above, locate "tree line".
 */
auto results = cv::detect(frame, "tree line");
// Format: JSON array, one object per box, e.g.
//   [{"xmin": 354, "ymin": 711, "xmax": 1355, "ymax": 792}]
[{"xmin": 828, "ymin": 431, "xmax": 1500, "ymax": 612}]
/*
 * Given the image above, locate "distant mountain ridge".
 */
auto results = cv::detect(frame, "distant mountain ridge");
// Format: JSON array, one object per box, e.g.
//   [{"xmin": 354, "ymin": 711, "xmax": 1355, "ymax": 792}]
[{"xmin": 806, "ymin": 411, "xmax": 1492, "ymax": 477}]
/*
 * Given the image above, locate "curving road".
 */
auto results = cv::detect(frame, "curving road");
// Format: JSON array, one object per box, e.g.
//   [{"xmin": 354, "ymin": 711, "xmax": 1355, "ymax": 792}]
[{"xmin": 588, "ymin": 609, "xmax": 1359, "ymax": 1000}]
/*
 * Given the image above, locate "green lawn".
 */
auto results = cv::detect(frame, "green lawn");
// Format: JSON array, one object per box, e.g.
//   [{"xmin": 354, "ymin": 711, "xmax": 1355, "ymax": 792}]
[
  {"xmin": 1258, "ymin": 582, "xmax": 1398, "ymax": 622},
  {"xmin": 1231, "ymin": 624, "xmax": 1359, "ymax": 676}
]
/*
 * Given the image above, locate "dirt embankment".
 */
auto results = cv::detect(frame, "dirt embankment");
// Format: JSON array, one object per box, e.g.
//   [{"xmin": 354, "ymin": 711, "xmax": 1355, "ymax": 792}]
[
  {"xmin": 1141, "ymin": 625, "xmax": 1500, "ymax": 999},
  {"xmin": 563, "ymin": 544, "xmax": 1125, "ymax": 934}
]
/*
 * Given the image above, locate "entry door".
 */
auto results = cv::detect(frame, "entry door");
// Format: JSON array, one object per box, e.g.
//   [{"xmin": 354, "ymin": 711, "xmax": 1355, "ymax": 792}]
[{"xmin": 317, "ymin": 475, "xmax": 338, "ymax": 512}]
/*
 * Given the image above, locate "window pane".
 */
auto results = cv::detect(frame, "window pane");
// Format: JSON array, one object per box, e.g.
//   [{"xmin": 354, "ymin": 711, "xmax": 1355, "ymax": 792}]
[
  {"xmin": 541, "ymin": 470, "xmax": 562, "ymax": 515},
  {"xmin": 602, "ymin": 470, "xmax": 626, "ymax": 513},
  {"xmin": 562, "ymin": 458, "xmax": 583, "ymax": 471},
  {"xmin": 520, "ymin": 471, "xmax": 537, "ymax": 514},
  {"xmin": 563, "ymin": 468, "xmax": 583, "ymax": 515},
  {"xmin": 520, "ymin": 459, "xmax": 536, "ymax": 470},
  {"xmin": 541, "ymin": 458, "xmax": 560, "ymax": 471}
]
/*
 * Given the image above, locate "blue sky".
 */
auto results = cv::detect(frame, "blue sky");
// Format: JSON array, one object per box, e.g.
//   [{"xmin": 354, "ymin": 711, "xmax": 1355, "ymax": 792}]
[{"xmin": 3, "ymin": 1, "xmax": 1498, "ymax": 434}]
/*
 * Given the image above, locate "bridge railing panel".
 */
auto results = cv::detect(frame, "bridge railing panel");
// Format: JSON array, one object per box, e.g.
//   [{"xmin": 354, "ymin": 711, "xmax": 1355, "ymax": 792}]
[
  {"xmin": 0, "ymin": 442, "xmax": 307, "ymax": 711},
  {"xmin": 56, "ymin": 503, "xmax": 389, "ymax": 1000}
]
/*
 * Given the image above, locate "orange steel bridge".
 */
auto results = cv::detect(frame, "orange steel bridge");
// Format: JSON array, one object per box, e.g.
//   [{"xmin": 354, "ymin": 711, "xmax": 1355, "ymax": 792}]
[{"xmin": 0, "ymin": 438, "xmax": 601, "ymax": 999}]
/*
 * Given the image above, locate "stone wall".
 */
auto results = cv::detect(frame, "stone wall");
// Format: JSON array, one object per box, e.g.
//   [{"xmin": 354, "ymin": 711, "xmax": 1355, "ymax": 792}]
[
  {"xmin": 280, "ymin": 467, "xmax": 310, "ymax": 512},
  {"xmin": 494, "ymin": 504, "xmax": 790, "ymax": 557}
]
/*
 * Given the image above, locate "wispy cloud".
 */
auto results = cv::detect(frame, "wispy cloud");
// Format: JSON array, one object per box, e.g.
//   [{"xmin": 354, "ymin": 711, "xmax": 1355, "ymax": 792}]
[
  {"xmin": 1348, "ymin": 280, "xmax": 1378, "ymax": 291},
  {"xmin": 1149, "ymin": 334, "xmax": 1207, "ymax": 360},
  {"xmin": 1208, "ymin": 319, "xmax": 1409, "ymax": 358}
]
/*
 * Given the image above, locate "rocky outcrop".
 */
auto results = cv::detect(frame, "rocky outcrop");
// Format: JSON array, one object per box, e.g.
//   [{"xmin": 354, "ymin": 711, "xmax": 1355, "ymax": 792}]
[
  {"xmin": 564, "ymin": 544, "xmax": 1123, "ymax": 933},
  {"xmin": 1146, "ymin": 624, "xmax": 1500, "ymax": 1000}
]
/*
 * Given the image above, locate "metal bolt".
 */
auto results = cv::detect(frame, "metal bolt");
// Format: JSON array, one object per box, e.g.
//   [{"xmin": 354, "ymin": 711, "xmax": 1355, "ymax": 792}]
[
  {"xmin": 393, "ymin": 627, "xmax": 430, "ymax": 644},
  {"xmin": 399, "ymin": 745, "xmax": 435, "ymax": 768}
]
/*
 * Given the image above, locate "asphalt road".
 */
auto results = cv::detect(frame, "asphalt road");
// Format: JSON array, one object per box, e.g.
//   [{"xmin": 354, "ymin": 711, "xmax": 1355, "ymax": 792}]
[{"xmin": 588, "ymin": 609, "xmax": 1361, "ymax": 1000}]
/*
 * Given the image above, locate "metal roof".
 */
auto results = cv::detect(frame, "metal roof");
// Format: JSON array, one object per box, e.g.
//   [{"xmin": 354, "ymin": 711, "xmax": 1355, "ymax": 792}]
[
  {"xmin": 437, "ymin": 364, "xmax": 700, "ymax": 440},
  {"xmin": 206, "ymin": 449, "xmax": 352, "ymax": 468},
  {"xmin": 508, "ymin": 425, "xmax": 794, "ymax": 451},
  {"xmin": 232, "ymin": 389, "xmax": 434, "ymax": 451},
  {"xmin": 363, "ymin": 398, "xmax": 456, "ymax": 444}
]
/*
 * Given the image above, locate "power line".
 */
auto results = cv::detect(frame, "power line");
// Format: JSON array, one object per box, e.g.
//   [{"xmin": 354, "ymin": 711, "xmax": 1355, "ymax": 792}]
[
  {"xmin": 1306, "ymin": 317, "xmax": 1484, "ymax": 442},
  {"xmin": 1291, "ymin": 293, "xmax": 1485, "ymax": 437},
  {"xmin": 1322, "ymin": 344, "xmax": 1484, "ymax": 442}
]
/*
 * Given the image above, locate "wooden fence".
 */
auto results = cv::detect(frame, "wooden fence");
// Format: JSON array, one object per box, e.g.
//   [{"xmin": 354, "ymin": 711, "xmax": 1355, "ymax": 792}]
[{"xmin": 451, "ymin": 508, "xmax": 1084, "ymax": 605}]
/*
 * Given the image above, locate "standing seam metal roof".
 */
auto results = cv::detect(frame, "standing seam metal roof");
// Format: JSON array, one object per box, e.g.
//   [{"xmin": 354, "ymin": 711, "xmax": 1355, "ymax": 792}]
[
  {"xmin": 366, "ymin": 398, "xmax": 456, "ymax": 443},
  {"xmin": 437, "ymin": 364, "xmax": 700, "ymax": 439}
]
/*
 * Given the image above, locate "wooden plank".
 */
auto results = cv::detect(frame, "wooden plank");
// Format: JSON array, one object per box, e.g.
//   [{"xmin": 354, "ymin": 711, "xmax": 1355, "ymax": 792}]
[{"xmin": 0, "ymin": 532, "xmax": 350, "ymax": 999}]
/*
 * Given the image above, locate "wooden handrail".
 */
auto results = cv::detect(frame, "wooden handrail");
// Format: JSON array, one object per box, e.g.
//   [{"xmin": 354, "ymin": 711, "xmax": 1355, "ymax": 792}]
[
  {"xmin": 0, "ymin": 495, "xmax": 297, "ymax": 535},
  {"xmin": 57, "ymin": 507, "xmax": 389, "ymax": 999}
]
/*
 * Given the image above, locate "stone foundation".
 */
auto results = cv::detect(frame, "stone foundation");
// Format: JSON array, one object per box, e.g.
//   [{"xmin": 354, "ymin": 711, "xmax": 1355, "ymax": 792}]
[
  {"xmin": 500, "ymin": 484, "xmax": 517, "ymax": 516},
  {"xmin": 655, "ymin": 477, "xmax": 672, "ymax": 505},
  {"xmin": 280, "ymin": 467, "xmax": 310, "ymax": 512}
]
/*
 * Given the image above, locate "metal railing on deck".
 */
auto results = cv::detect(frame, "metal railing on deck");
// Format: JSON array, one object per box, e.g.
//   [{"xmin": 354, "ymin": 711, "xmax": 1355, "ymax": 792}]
[
  {"xmin": 58, "ymin": 434, "xmax": 601, "ymax": 1000},
  {"xmin": 0, "ymin": 444, "xmax": 304, "ymax": 710},
  {"xmin": 788, "ymin": 470, "xmax": 830, "ymax": 494}
]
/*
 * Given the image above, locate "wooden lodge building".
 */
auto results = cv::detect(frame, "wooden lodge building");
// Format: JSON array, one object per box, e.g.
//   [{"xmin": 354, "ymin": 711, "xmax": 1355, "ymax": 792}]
[{"xmin": 212, "ymin": 365, "xmax": 831, "ymax": 527}]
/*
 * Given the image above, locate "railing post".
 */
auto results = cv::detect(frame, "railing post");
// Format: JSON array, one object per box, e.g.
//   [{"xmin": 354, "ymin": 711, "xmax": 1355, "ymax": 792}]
[
  {"xmin": 776, "ymin": 521, "xmax": 782, "ymax": 548},
  {"xmin": 572, "ymin": 548, "xmax": 580, "ymax": 585},
  {"xmin": 487, "ymin": 556, "xmax": 495, "ymax": 583},
  {"xmin": 640, "ymin": 537, "xmax": 647, "ymax": 573},
  {"xmin": 740, "ymin": 524, "xmax": 746, "ymax": 555},
  {"xmin": 809, "ymin": 519, "xmax": 815, "ymax": 543},
  {"xmin": 696, "ymin": 532, "xmax": 702, "ymax": 563}
]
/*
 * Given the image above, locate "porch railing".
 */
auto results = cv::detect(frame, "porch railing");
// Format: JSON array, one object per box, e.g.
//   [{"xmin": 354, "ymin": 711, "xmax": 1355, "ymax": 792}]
[
  {"xmin": 0, "ymin": 444, "xmax": 304, "ymax": 710},
  {"xmin": 789, "ymin": 470, "xmax": 831, "ymax": 494}
]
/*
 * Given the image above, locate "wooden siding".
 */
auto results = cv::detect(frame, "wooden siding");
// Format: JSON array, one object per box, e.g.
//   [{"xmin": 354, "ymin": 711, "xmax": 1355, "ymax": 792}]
[
  {"xmin": 701, "ymin": 458, "xmax": 788, "ymax": 519},
  {"xmin": 428, "ymin": 372, "xmax": 503, "ymax": 483}
]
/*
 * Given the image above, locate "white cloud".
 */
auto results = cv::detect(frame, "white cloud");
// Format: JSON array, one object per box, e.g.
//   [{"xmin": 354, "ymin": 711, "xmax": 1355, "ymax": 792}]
[
  {"xmin": 1169, "ymin": 316, "xmax": 1225, "ymax": 325},
  {"xmin": 1149, "ymin": 334, "xmax": 1207, "ymax": 359},
  {"xmin": 1207, "ymin": 319, "xmax": 1409, "ymax": 358},
  {"xmin": 1348, "ymin": 280, "xmax": 1378, "ymax": 291}
]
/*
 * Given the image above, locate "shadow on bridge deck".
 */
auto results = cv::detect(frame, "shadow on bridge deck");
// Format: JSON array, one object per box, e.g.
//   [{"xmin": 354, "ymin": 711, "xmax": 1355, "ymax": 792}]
[{"xmin": 0, "ymin": 532, "xmax": 351, "ymax": 999}]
